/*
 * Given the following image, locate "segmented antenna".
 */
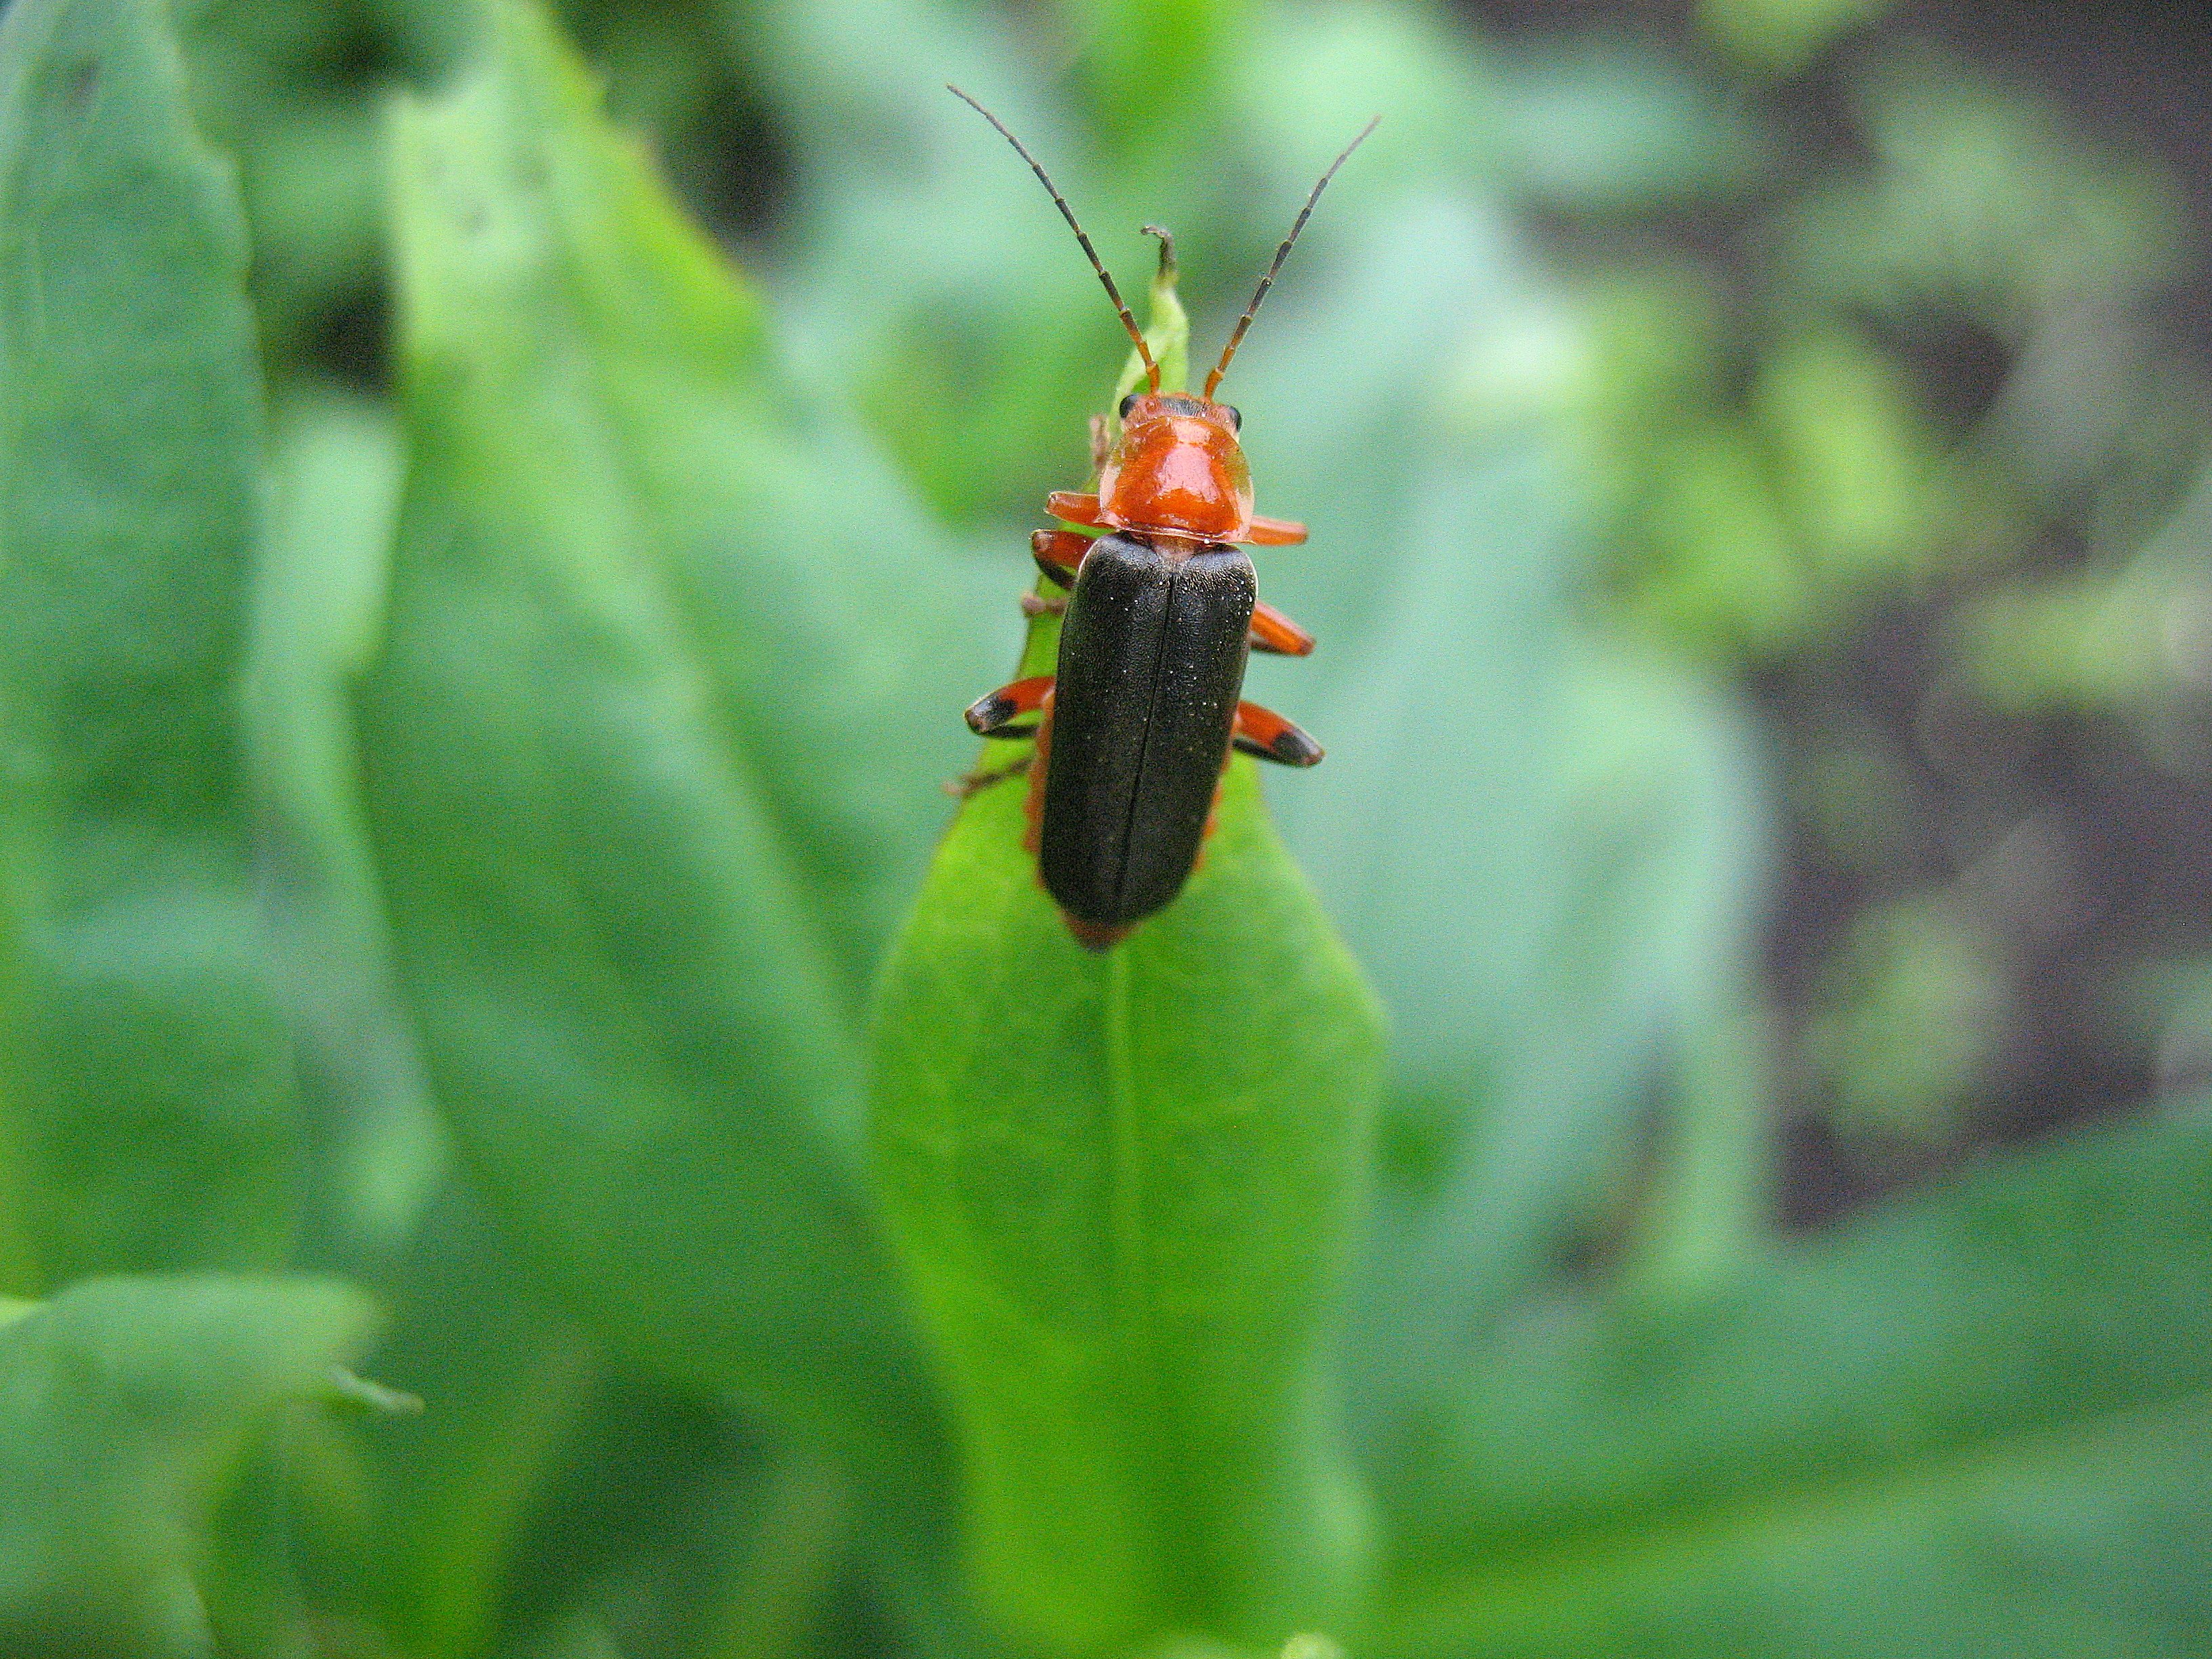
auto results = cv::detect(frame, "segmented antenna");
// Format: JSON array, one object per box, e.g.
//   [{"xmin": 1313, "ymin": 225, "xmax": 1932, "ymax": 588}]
[
  {"xmin": 948, "ymin": 85, "xmax": 1160, "ymax": 392},
  {"xmin": 1204, "ymin": 117, "xmax": 1380, "ymax": 401}
]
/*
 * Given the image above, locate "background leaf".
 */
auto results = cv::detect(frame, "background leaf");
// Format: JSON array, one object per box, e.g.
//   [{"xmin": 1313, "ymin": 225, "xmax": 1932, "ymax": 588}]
[
  {"xmin": 362, "ymin": 0, "xmax": 991, "ymax": 1465},
  {"xmin": 1345, "ymin": 640, "xmax": 1773, "ymax": 1464},
  {"xmin": 344, "ymin": 1189, "xmax": 600, "ymax": 1659},
  {"xmin": 0, "ymin": 0, "xmax": 298, "ymax": 1289},
  {"xmin": 1379, "ymin": 1107, "xmax": 2212, "ymax": 1658},
  {"xmin": 247, "ymin": 388, "xmax": 447, "ymax": 1269},
  {"xmin": 0, "ymin": 1273, "xmax": 379, "ymax": 1658}
]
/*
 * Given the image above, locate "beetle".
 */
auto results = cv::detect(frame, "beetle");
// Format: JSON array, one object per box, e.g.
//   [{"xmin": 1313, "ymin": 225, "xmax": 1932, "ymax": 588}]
[{"xmin": 951, "ymin": 87, "xmax": 1373, "ymax": 949}]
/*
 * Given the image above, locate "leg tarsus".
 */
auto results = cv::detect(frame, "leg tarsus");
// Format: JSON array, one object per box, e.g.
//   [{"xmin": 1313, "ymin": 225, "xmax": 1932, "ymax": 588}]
[
  {"xmin": 1233, "ymin": 700, "xmax": 1324, "ymax": 766},
  {"xmin": 965, "ymin": 675, "xmax": 1054, "ymax": 735}
]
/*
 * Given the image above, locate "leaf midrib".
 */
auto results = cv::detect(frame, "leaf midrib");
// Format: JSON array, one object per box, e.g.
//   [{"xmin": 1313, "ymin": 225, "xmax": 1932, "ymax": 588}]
[{"xmin": 1104, "ymin": 941, "xmax": 1172, "ymax": 1605}]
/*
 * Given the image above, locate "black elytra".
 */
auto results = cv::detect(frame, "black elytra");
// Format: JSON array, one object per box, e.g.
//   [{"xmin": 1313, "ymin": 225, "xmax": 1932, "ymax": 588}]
[{"xmin": 1039, "ymin": 532, "xmax": 1256, "ymax": 928}]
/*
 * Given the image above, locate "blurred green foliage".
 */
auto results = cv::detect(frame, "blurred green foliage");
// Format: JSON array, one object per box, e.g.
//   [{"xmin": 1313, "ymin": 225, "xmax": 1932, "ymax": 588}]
[{"xmin": 0, "ymin": 0, "xmax": 2207, "ymax": 1655}]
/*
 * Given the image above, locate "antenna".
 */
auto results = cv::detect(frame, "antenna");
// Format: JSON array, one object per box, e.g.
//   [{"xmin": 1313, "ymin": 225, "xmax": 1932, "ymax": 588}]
[
  {"xmin": 1204, "ymin": 117, "xmax": 1379, "ymax": 401},
  {"xmin": 948, "ymin": 85, "xmax": 1160, "ymax": 392}
]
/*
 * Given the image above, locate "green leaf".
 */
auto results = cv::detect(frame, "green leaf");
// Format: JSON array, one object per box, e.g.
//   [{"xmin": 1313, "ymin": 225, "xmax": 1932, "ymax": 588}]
[
  {"xmin": 1696, "ymin": 0, "xmax": 1904, "ymax": 78},
  {"xmin": 248, "ymin": 390, "xmax": 447, "ymax": 1265},
  {"xmin": 1803, "ymin": 895, "xmax": 2010, "ymax": 1144},
  {"xmin": 364, "ymin": 0, "xmax": 979, "ymax": 1456},
  {"xmin": 0, "ymin": 0, "xmax": 298, "ymax": 1288},
  {"xmin": 1347, "ymin": 644, "xmax": 1771, "ymax": 1436},
  {"xmin": 340, "ymin": 1187, "xmax": 860, "ymax": 1659},
  {"xmin": 0, "ymin": 1273, "xmax": 380, "ymax": 1659},
  {"xmin": 1379, "ymin": 1108, "xmax": 2212, "ymax": 1657},
  {"xmin": 1495, "ymin": 36, "xmax": 1774, "ymax": 211},
  {"xmin": 1784, "ymin": 61, "xmax": 2186, "ymax": 334},
  {"xmin": 871, "ymin": 756, "xmax": 1386, "ymax": 1652},
  {"xmin": 350, "ymin": 1187, "xmax": 600, "ymax": 1659},
  {"xmin": 175, "ymin": 0, "xmax": 475, "ymax": 377},
  {"xmin": 1752, "ymin": 327, "xmax": 1941, "ymax": 584},
  {"xmin": 1071, "ymin": 0, "xmax": 1246, "ymax": 158}
]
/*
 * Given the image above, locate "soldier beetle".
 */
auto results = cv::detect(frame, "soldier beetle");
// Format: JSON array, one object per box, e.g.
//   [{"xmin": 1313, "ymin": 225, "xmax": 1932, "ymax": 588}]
[{"xmin": 953, "ymin": 87, "xmax": 1374, "ymax": 949}]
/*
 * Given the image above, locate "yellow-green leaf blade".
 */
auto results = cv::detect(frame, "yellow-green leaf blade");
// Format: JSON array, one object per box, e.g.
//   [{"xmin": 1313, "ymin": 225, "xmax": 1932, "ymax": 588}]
[{"xmin": 872, "ymin": 759, "xmax": 1385, "ymax": 1652}]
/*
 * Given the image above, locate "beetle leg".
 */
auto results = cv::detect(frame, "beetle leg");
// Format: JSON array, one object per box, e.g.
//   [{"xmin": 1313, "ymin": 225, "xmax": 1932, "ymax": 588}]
[
  {"xmin": 1046, "ymin": 490, "xmax": 1111, "ymax": 528},
  {"xmin": 1248, "ymin": 600, "xmax": 1315, "ymax": 656},
  {"xmin": 965, "ymin": 674, "xmax": 1054, "ymax": 738},
  {"xmin": 946, "ymin": 756, "xmax": 1033, "ymax": 797},
  {"xmin": 1248, "ymin": 514, "xmax": 1308, "ymax": 546},
  {"xmin": 1232, "ymin": 701, "xmax": 1324, "ymax": 766},
  {"xmin": 1020, "ymin": 593, "xmax": 1069, "ymax": 619},
  {"xmin": 1022, "ymin": 700, "xmax": 1054, "ymax": 855},
  {"xmin": 1031, "ymin": 529, "xmax": 1094, "ymax": 588}
]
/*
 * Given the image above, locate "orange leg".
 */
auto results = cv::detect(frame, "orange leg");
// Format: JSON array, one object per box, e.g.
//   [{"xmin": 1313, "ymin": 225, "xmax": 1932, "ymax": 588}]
[
  {"xmin": 1233, "ymin": 701, "xmax": 1324, "ymax": 766},
  {"xmin": 1022, "ymin": 696, "xmax": 1056, "ymax": 856},
  {"xmin": 1249, "ymin": 514, "xmax": 1307, "ymax": 546},
  {"xmin": 1031, "ymin": 529, "xmax": 1095, "ymax": 588},
  {"xmin": 1248, "ymin": 600, "xmax": 1315, "ymax": 656},
  {"xmin": 1046, "ymin": 491, "xmax": 1110, "ymax": 528},
  {"xmin": 965, "ymin": 674, "xmax": 1054, "ymax": 737}
]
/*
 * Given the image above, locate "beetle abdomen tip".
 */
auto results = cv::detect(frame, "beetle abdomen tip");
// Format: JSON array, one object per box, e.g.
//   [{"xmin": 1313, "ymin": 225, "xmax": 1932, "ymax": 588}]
[{"xmin": 1063, "ymin": 913, "xmax": 1132, "ymax": 951}]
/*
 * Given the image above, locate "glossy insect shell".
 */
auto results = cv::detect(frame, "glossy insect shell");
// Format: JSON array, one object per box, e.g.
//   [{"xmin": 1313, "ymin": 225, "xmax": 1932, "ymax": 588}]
[
  {"xmin": 1095, "ymin": 392, "xmax": 1252, "ymax": 542},
  {"xmin": 1038, "ymin": 533, "xmax": 1256, "ymax": 930}
]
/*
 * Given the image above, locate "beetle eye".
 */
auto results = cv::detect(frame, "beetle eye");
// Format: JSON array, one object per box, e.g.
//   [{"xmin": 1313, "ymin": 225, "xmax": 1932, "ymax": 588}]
[
  {"xmin": 1117, "ymin": 392, "xmax": 1139, "ymax": 421},
  {"xmin": 1223, "ymin": 405, "xmax": 1242, "ymax": 432}
]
